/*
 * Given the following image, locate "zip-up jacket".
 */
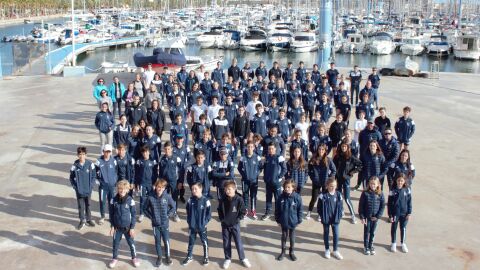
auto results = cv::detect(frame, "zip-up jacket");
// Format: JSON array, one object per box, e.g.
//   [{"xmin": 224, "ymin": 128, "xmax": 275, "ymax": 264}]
[
  {"xmin": 316, "ymin": 102, "xmax": 333, "ymax": 123},
  {"xmin": 113, "ymin": 124, "xmax": 131, "ymax": 147},
  {"xmin": 144, "ymin": 191, "xmax": 176, "ymax": 228},
  {"xmin": 255, "ymin": 67, "xmax": 268, "ymax": 78},
  {"xmin": 218, "ymin": 193, "xmax": 246, "ymax": 227},
  {"xmin": 310, "ymin": 135, "xmax": 332, "ymax": 154},
  {"xmin": 277, "ymin": 118, "xmax": 291, "ymax": 141},
  {"xmin": 233, "ymin": 115, "xmax": 250, "ymax": 138},
  {"xmin": 388, "ymin": 161, "xmax": 416, "ymax": 184},
  {"xmin": 356, "ymin": 101, "xmax": 375, "ymax": 120},
  {"xmin": 302, "ymin": 90, "xmax": 317, "ymax": 108},
  {"xmin": 261, "ymin": 135, "xmax": 285, "ymax": 156},
  {"xmin": 358, "ymin": 190, "xmax": 385, "ymax": 219},
  {"xmin": 394, "ymin": 117, "xmax": 416, "ymax": 144},
  {"xmin": 211, "ymin": 117, "xmax": 230, "ymax": 140},
  {"xmin": 273, "ymin": 87, "xmax": 287, "ymax": 107},
  {"xmin": 95, "ymin": 111, "xmax": 115, "ymax": 134},
  {"xmin": 238, "ymin": 154, "xmax": 263, "ymax": 183},
  {"xmin": 147, "ymin": 108, "xmax": 166, "ymax": 134},
  {"xmin": 379, "ymin": 137, "xmax": 400, "ymax": 168},
  {"xmin": 158, "ymin": 155, "xmax": 182, "ymax": 186},
  {"xmin": 361, "ymin": 151, "xmax": 387, "ymax": 181},
  {"xmin": 287, "ymin": 106, "xmax": 304, "ymax": 128},
  {"xmin": 329, "ymin": 121, "xmax": 348, "ymax": 145},
  {"xmin": 349, "ymin": 70, "xmax": 362, "ymax": 87},
  {"xmin": 387, "ymin": 187, "xmax": 412, "ymax": 218},
  {"xmin": 95, "ymin": 157, "xmax": 118, "ymax": 188},
  {"xmin": 269, "ymin": 67, "xmax": 282, "ymax": 81},
  {"xmin": 290, "ymin": 139, "xmax": 308, "ymax": 161},
  {"xmin": 186, "ymin": 164, "xmax": 211, "ymax": 193},
  {"xmin": 70, "ymin": 159, "xmax": 96, "ymax": 197},
  {"xmin": 134, "ymin": 158, "xmax": 158, "ymax": 187},
  {"xmin": 228, "ymin": 66, "xmax": 241, "ymax": 81},
  {"xmin": 317, "ymin": 191, "xmax": 343, "ymax": 225},
  {"xmin": 286, "ymin": 89, "xmax": 302, "ymax": 108},
  {"xmin": 296, "ymin": 67, "xmax": 307, "ymax": 83},
  {"xmin": 142, "ymin": 134, "xmax": 162, "ymax": 161},
  {"xmin": 109, "ymin": 195, "xmax": 136, "ymax": 229},
  {"xmin": 259, "ymin": 89, "xmax": 272, "ymax": 107},
  {"xmin": 211, "ymin": 160, "xmax": 234, "ymax": 188},
  {"xmin": 170, "ymin": 123, "xmax": 189, "ymax": 145},
  {"xmin": 250, "ymin": 113, "xmax": 269, "ymax": 137},
  {"xmin": 368, "ymin": 74, "xmax": 381, "ymax": 89},
  {"xmin": 286, "ymin": 162, "xmax": 308, "ymax": 188},
  {"xmin": 194, "ymin": 140, "xmax": 215, "ymax": 165},
  {"xmin": 307, "ymin": 158, "xmax": 336, "ymax": 186},
  {"xmin": 264, "ymin": 155, "xmax": 286, "ymax": 186},
  {"xmin": 223, "ymin": 104, "xmax": 238, "ymax": 128},
  {"xmin": 186, "ymin": 195, "xmax": 211, "ymax": 231},
  {"xmin": 275, "ymin": 192, "xmax": 303, "ymax": 229},
  {"xmin": 266, "ymin": 106, "xmax": 280, "ymax": 126},
  {"xmin": 108, "ymin": 82, "xmax": 126, "ymax": 103},
  {"xmin": 127, "ymin": 103, "xmax": 147, "ymax": 126},
  {"xmin": 333, "ymin": 155, "xmax": 362, "ymax": 182},
  {"xmin": 358, "ymin": 128, "xmax": 382, "ymax": 156},
  {"xmin": 169, "ymin": 102, "xmax": 187, "ymax": 121},
  {"xmin": 115, "ymin": 154, "xmax": 135, "ymax": 184}
]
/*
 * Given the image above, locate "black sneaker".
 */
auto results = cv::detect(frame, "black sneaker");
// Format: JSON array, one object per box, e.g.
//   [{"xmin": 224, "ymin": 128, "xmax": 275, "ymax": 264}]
[
  {"xmin": 86, "ymin": 220, "xmax": 95, "ymax": 227},
  {"xmin": 155, "ymin": 257, "xmax": 162, "ymax": 267},
  {"xmin": 202, "ymin": 257, "xmax": 209, "ymax": 266},
  {"xmin": 353, "ymin": 184, "xmax": 361, "ymax": 191},
  {"xmin": 77, "ymin": 221, "xmax": 85, "ymax": 230},
  {"xmin": 180, "ymin": 197, "xmax": 186, "ymax": 204},
  {"xmin": 370, "ymin": 247, "xmax": 376, "ymax": 255},
  {"xmin": 261, "ymin": 213, "xmax": 271, "ymax": 221},
  {"xmin": 289, "ymin": 252, "xmax": 297, "ymax": 261},
  {"xmin": 165, "ymin": 256, "xmax": 172, "ymax": 266},
  {"xmin": 181, "ymin": 257, "xmax": 192, "ymax": 266},
  {"xmin": 276, "ymin": 251, "xmax": 285, "ymax": 261}
]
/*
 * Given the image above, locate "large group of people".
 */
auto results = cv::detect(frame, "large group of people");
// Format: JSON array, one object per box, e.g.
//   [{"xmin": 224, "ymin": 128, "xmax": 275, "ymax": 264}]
[{"xmin": 71, "ymin": 58, "xmax": 417, "ymax": 268}]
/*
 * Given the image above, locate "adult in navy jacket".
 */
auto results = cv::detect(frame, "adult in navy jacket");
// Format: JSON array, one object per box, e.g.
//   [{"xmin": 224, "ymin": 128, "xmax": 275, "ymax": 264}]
[
  {"xmin": 95, "ymin": 102, "xmax": 115, "ymax": 154},
  {"xmin": 379, "ymin": 129, "xmax": 400, "ymax": 182}
]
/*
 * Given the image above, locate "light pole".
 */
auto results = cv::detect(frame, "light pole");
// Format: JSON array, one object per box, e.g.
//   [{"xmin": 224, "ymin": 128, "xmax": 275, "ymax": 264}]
[{"xmin": 71, "ymin": 0, "xmax": 76, "ymax": 66}]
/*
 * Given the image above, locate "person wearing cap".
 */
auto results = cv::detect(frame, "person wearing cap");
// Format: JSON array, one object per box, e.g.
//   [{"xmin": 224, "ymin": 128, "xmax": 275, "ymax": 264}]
[
  {"xmin": 95, "ymin": 102, "xmax": 115, "ymax": 154},
  {"xmin": 95, "ymin": 143, "xmax": 118, "ymax": 225},
  {"xmin": 255, "ymin": 61, "xmax": 268, "ymax": 79},
  {"xmin": 242, "ymin": 62, "xmax": 254, "ymax": 79},
  {"xmin": 349, "ymin": 65, "xmax": 362, "ymax": 105},
  {"xmin": 355, "ymin": 93, "xmax": 375, "ymax": 121},
  {"xmin": 282, "ymin": 62, "xmax": 294, "ymax": 82},
  {"xmin": 212, "ymin": 61, "xmax": 226, "ymax": 87},
  {"xmin": 97, "ymin": 88, "xmax": 114, "ymax": 112},
  {"xmin": 368, "ymin": 67, "xmax": 381, "ymax": 109},
  {"xmin": 108, "ymin": 76, "xmax": 126, "ymax": 119},
  {"xmin": 269, "ymin": 61, "xmax": 282, "ymax": 81},
  {"xmin": 93, "ymin": 77, "xmax": 108, "ymax": 102},
  {"xmin": 326, "ymin": 62, "xmax": 339, "ymax": 88},
  {"xmin": 227, "ymin": 58, "xmax": 241, "ymax": 82},
  {"xmin": 296, "ymin": 61, "xmax": 307, "ymax": 84},
  {"xmin": 358, "ymin": 119, "xmax": 382, "ymax": 158},
  {"xmin": 379, "ymin": 127, "xmax": 400, "ymax": 185},
  {"xmin": 211, "ymin": 148, "xmax": 235, "ymax": 200},
  {"xmin": 286, "ymin": 72, "xmax": 300, "ymax": 92}
]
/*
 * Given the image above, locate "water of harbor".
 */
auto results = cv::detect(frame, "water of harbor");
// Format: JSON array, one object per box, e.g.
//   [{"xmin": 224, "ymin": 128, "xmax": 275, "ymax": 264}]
[{"xmin": 1, "ymin": 21, "xmax": 479, "ymax": 75}]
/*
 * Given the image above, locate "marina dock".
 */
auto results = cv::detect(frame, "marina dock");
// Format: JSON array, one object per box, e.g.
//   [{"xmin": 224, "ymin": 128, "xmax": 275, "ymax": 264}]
[{"xmin": 0, "ymin": 72, "xmax": 478, "ymax": 269}]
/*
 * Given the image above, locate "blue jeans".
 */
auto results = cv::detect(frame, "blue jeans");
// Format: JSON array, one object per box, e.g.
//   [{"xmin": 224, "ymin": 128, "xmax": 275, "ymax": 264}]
[
  {"xmin": 242, "ymin": 181, "xmax": 258, "ymax": 211},
  {"xmin": 364, "ymin": 219, "xmax": 378, "ymax": 249},
  {"xmin": 337, "ymin": 178, "xmax": 355, "ymax": 217},
  {"xmin": 265, "ymin": 183, "xmax": 281, "ymax": 214},
  {"xmin": 391, "ymin": 216, "xmax": 409, "ymax": 244},
  {"xmin": 112, "ymin": 228, "xmax": 136, "ymax": 259},
  {"xmin": 372, "ymin": 88, "xmax": 379, "ymax": 107},
  {"xmin": 99, "ymin": 185, "xmax": 115, "ymax": 218},
  {"xmin": 323, "ymin": 223, "xmax": 339, "ymax": 251},
  {"xmin": 187, "ymin": 228, "xmax": 208, "ymax": 258},
  {"xmin": 153, "ymin": 226, "xmax": 170, "ymax": 258}
]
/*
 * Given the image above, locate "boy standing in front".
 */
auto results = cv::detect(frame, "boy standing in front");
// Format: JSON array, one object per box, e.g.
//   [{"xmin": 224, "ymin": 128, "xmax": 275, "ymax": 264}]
[
  {"xmin": 182, "ymin": 182, "xmax": 212, "ymax": 266},
  {"xmin": 70, "ymin": 146, "xmax": 96, "ymax": 230},
  {"xmin": 218, "ymin": 181, "xmax": 251, "ymax": 269}
]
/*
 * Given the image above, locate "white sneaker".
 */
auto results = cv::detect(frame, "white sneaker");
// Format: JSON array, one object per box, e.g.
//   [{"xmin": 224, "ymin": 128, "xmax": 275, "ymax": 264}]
[
  {"xmin": 333, "ymin": 251, "xmax": 343, "ymax": 260},
  {"xmin": 174, "ymin": 214, "xmax": 180, "ymax": 222},
  {"xmin": 138, "ymin": 214, "xmax": 144, "ymax": 222},
  {"xmin": 402, "ymin": 243, "xmax": 409, "ymax": 253},
  {"xmin": 391, "ymin": 243, "xmax": 397, "ymax": 253},
  {"xmin": 305, "ymin": 211, "xmax": 311, "ymax": 220},
  {"xmin": 241, "ymin": 258, "xmax": 251, "ymax": 268},
  {"xmin": 317, "ymin": 216, "xmax": 322, "ymax": 222},
  {"xmin": 108, "ymin": 259, "xmax": 118, "ymax": 268},
  {"xmin": 222, "ymin": 259, "xmax": 231, "ymax": 269},
  {"xmin": 324, "ymin": 249, "xmax": 331, "ymax": 259}
]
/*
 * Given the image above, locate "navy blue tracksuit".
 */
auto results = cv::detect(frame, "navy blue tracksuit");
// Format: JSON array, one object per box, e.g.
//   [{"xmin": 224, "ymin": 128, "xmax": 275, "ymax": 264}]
[
  {"xmin": 115, "ymin": 154, "xmax": 135, "ymax": 185},
  {"xmin": 70, "ymin": 159, "xmax": 96, "ymax": 222},
  {"xmin": 211, "ymin": 160, "xmax": 235, "ymax": 200},
  {"xmin": 186, "ymin": 196, "xmax": 212, "ymax": 258},
  {"xmin": 275, "ymin": 192, "xmax": 303, "ymax": 253},
  {"xmin": 158, "ymin": 155, "xmax": 182, "ymax": 204},
  {"xmin": 388, "ymin": 187, "xmax": 412, "ymax": 244},
  {"xmin": 264, "ymin": 155, "xmax": 287, "ymax": 215},
  {"xmin": 186, "ymin": 164, "xmax": 211, "ymax": 197},
  {"xmin": 218, "ymin": 194, "xmax": 247, "ymax": 260},
  {"xmin": 96, "ymin": 157, "xmax": 118, "ymax": 218},
  {"xmin": 109, "ymin": 195, "xmax": 137, "ymax": 259},
  {"xmin": 238, "ymin": 154, "xmax": 263, "ymax": 211},
  {"xmin": 144, "ymin": 191, "xmax": 176, "ymax": 258},
  {"xmin": 317, "ymin": 191, "xmax": 343, "ymax": 251},
  {"xmin": 359, "ymin": 190, "xmax": 385, "ymax": 250},
  {"xmin": 135, "ymin": 158, "xmax": 158, "ymax": 215},
  {"xmin": 394, "ymin": 117, "xmax": 416, "ymax": 145}
]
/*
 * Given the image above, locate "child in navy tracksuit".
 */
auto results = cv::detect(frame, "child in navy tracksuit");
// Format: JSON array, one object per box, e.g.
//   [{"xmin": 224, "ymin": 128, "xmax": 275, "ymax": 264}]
[
  {"xmin": 250, "ymin": 104, "xmax": 269, "ymax": 137},
  {"xmin": 211, "ymin": 148, "xmax": 234, "ymax": 200},
  {"xmin": 135, "ymin": 146, "xmax": 158, "ymax": 222},
  {"xmin": 394, "ymin": 106, "xmax": 416, "ymax": 150},
  {"xmin": 144, "ymin": 179, "xmax": 177, "ymax": 266},
  {"xmin": 238, "ymin": 141, "xmax": 263, "ymax": 219},
  {"xmin": 158, "ymin": 142, "xmax": 182, "ymax": 216},
  {"xmin": 275, "ymin": 180, "xmax": 303, "ymax": 261},
  {"xmin": 194, "ymin": 128, "xmax": 215, "ymax": 165},
  {"xmin": 388, "ymin": 174, "xmax": 412, "ymax": 253},
  {"xmin": 262, "ymin": 143, "xmax": 287, "ymax": 221},
  {"xmin": 218, "ymin": 181, "xmax": 251, "ymax": 269},
  {"xmin": 70, "ymin": 146, "xmax": 96, "ymax": 230},
  {"xmin": 317, "ymin": 179, "xmax": 344, "ymax": 260},
  {"xmin": 108, "ymin": 180, "xmax": 139, "ymax": 268},
  {"xmin": 170, "ymin": 114, "xmax": 189, "ymax": 145},
  {"xmin": 114, "ymin": 144, "xmax": 135, "ymax": 195},
  {"xmin": 286, "ymin": 146, "xmax": 308, "ymax": 194},
  {"xmin": 95, "ymin": 144, "xmax": 118, "ymax": 225},
  {"xmin": 186, "ymin": 150, "xmax": 212, "ymax": 198},
  {"xmin": 358, "ymin": 176, "xmax": 385, "ymax": 255},
  {"xmin": 182, "ymin": 182, "xmax": 212, "ymax": 266}
]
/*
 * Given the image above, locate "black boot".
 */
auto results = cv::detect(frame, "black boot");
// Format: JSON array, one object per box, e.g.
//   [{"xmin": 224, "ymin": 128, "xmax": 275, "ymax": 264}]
[
  {"xmin": 289, "ymin": 250, "xmax": 297, "ymax": 261},
  {"xmin": 277, "ymin": 249, "xmax": 285, "ymax": 261}
]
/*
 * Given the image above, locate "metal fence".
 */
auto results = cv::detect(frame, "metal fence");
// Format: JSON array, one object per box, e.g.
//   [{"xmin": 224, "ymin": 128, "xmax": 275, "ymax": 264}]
[{"xmin": 11, "ymin": 42, "xmax": 47, "ymax": 75}]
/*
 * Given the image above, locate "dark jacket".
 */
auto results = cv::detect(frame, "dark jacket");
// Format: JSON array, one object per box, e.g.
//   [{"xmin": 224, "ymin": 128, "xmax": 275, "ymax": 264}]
[
  {"xmin": 394, "ymin": 117, "xmax": 416, "ymax": 144},
  {"xmin": 228, "ymin": 66, "xmax": 241, "ymax": 82},
  {"xmin": 147, "ymin": 108, "xmax": 166, "ymax": 135},
  {"xmin": 379, "ymin": 137, "xmax": 400, "ymax": 168},
  {"xmin": 109, "ymin": 195, "xmax": 136, "ymax": 229},
  {"xmin": 333, "ymin": 155, "xmax": 362, "ymax": 183},
  {"xmin": 233, "ymin": 115, "xmax": 250, "ymax": 138},
  {"xmin": 387, "ymin": 187, "xmax": 412, "ymax": 218},
  {"xmin": 286, "ymin": 162, "xmax": 308, "ymax": 188},
  {"xmin": 316, "ymin": 102, "xmax": 333, "ymax": 123},
  {"xmin": 374, "ymin": 116, "xmax": 391, "ymax": 134},
  {"xmin": 95, "ymin": 111, "xmax": 115, "ymax": 133},
  {"xmin": 250, "ymin": 113, "xmax": 269, "ymax": 137},
  {"xmin": 158, "ymin": 155, "xmax": 181, "ymax": 186},
  {"xmin": 186, "ymin": 164, "xmax": 211, "ymax": 195},
  {"xmin": 186, "ymin": 195, "xmax": 211, "ymax": 230},
  {"xmin": 144, "ymin": 191, "xmax": 176, "ymax": 228},
  {"xmin": 329, "ymin": 120, "xmax": 348, "ymax": 145},
  {"xmin": 142, "ymin": 134, "xmax": 162, "ymax": 162},
  {"xmin": 307, "ymin": 158, "xmax": 336, "ymax": 187},
  {"xmin": 238, "ymin": 154, "xmax": 263, "ymax": 183},
  {"xmin": 361, "ymin": 151, "xmax": 387, "ymax": 181},
  {"xmin": 69, "ymin": 159, "xmax": 96, "ymax": 197},
  {"xmin": 194, "ymin": 140, "xmax": 214, "ymax": 165},
  {"xmin": 115, "ymin": 154, "xmax": 135, "ymax": 184},
  {"xmin": 358, "ymin": 127, "xmax": 382, "ymax": 156},
  {"xmin": 388, "ymin": 161, "xmax": 416, "ymax": 185},
  {"xmin": 95, "ymin": 157, "xmax": 118, "ymax": 188},
  {"xmin": 317, "ymin": 191, "xmax": 343, "ymax": 224},
  {"xmin": 355, "ymin": 101, "xmax": 375, "ymax": 120},
  {"xmin": 358, "ymin": 190, "xmax": 385, "ymax": 219},
  {"xmin": 264, "ymin": 155, "xmax": 287, "ymax": 186},
  {"xmin": 113, "ymin": 124, "xmax": 131, "ymax": 147},
  {"xmin": 127, "ymin": 103, "xmax": 147, "ymax": 126},
  {"xmin": 275, "ymin": 192, "xmax": 303, "ymax": 229},
  {"xmin": 218, "ymin": 193, "xmax": 246, "ymax": 227},
  {"xmin": 211, "ymin": 160, "xmax": 234, "ymax": 188},
  {"xmin": 134, "ymin": 158, "xmax": 158, "ymax": 187},
  {"xmin": 262, "ymin": 135, "xmax": 285, "ymax": 156}
]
